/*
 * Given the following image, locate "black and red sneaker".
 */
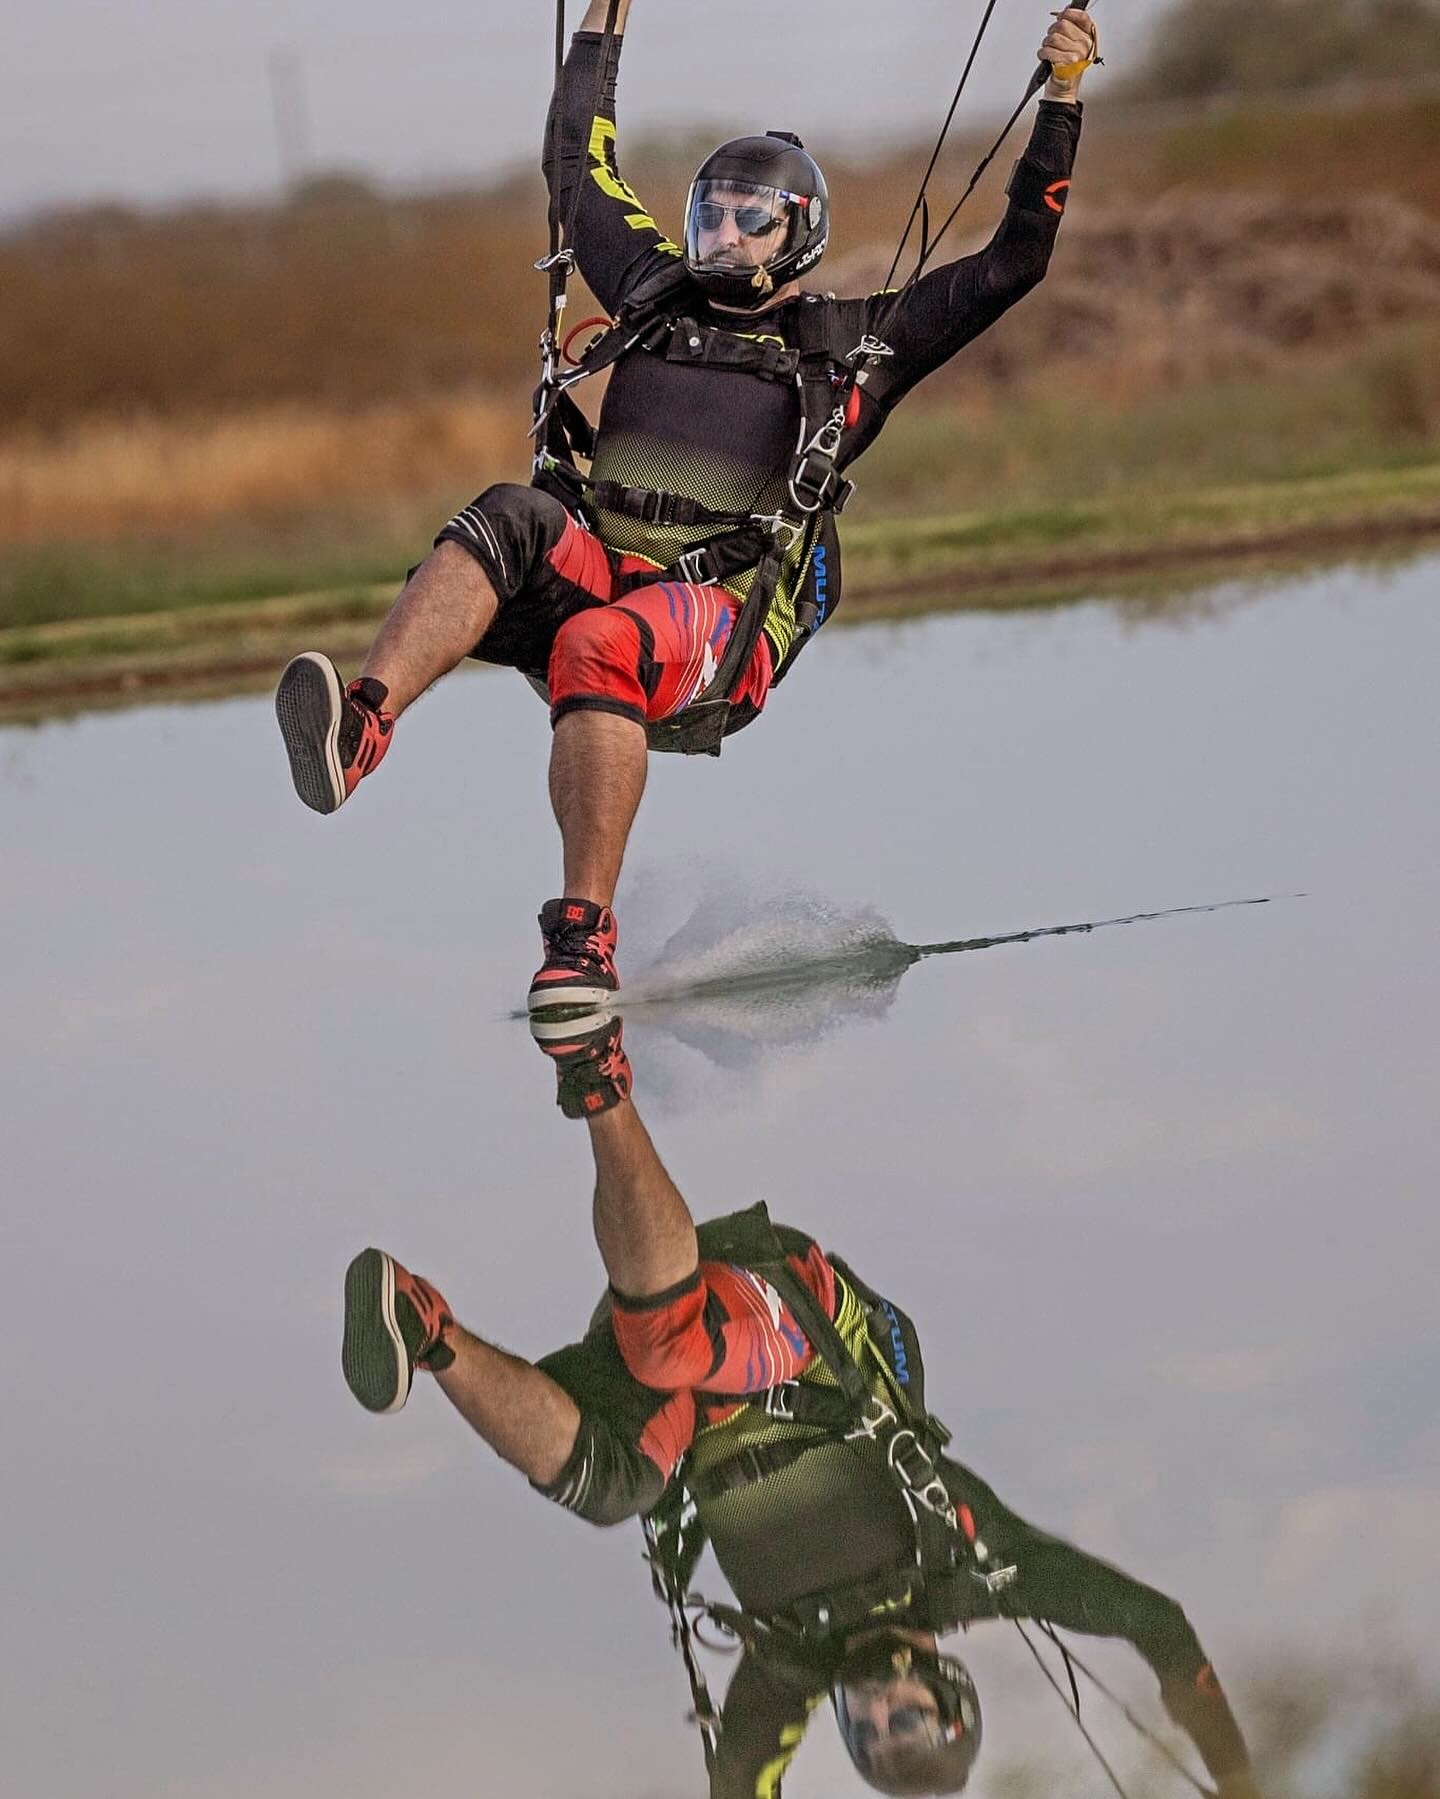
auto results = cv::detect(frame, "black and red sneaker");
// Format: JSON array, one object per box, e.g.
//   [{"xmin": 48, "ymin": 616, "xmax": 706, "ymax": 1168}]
[
  {"xmin": 530, "ymin": 1009, "xmax": 633, "ymax": 1119},
  {"xmin": 276, "ymin": 652, "xmax": 394, "ymax": 815},
  {"xmin": 342, "ymin": 1248, "xmax": 455, "ymax": 1414},
  {"xmin": 527, "ymin": 898, "xmax": 620, "ymax": 1015}
]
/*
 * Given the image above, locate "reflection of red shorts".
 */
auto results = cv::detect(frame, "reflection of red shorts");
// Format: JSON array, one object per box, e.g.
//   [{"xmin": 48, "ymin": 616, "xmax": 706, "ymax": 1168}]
[
  {"xmin": 533, "ymin": 1238, "xmax": 838, "ymax": 1523},
  {"xmin": 434, "ymin": 483, "xmax": 774, "ymax": 732},
  {"xmin": 608, "ymin": 1245, "xmax": 837, "ymax": 1479}
]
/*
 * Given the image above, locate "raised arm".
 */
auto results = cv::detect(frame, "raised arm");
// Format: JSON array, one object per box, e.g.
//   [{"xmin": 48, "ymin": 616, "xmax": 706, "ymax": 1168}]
[
  {"xmin": 864, "ymin": 9, "xmax": 1095, "ymax": 403},
  {"xmin": 543, "ymin": 0, "xmax": 682, "ymax": 314},
  {"xmin": 527, "ymin": 1314, "xmax": 700, "ymax": 1527},
  {"xmin": 986, "ymin": 1506, "xmax": 1260, "ymax": 1795}
]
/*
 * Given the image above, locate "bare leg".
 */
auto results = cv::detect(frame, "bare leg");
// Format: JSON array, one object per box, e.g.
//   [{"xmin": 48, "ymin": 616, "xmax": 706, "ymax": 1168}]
[
  {"xmin": 360, "ymin": 542, "xmax": 499, "ymax": 718},
  {"xmin": 549, "ymin": 710, "xmax": 648, "ymax": 908},
  {"xmin": 586, "ymin": 1099, "xmax": 699, "ymax": 1300},
  {"xmin": 432, "ymin": 1325, "xmax": 580, "ymax": 1487}
]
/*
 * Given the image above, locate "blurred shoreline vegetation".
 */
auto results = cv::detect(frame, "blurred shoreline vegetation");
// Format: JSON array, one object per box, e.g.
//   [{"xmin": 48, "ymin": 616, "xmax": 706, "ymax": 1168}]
[
  {"xmin": 1121, "ymin": 0, "xmax": 1440, "ymax": 99},
  {"xmin": 989, "ymin": 1645, "xmax": 1440, "ymax": 1798},
  {"xmin": 2, "ymin": 69, "xmax": 1440, "ymax": 664}
]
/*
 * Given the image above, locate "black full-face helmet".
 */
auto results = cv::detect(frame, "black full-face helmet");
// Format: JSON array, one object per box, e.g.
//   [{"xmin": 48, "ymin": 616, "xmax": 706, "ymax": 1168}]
[
  {"xmin": 832, "ymin": 1634, "xmax": 983, "ymax": 1796},
  {"xmin": 683, "ymin": 130, "xmax": 829, "ymax": 309}
]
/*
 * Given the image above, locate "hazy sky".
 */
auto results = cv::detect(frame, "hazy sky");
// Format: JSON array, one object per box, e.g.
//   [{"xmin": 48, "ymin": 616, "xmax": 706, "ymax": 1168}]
[{"xmin": 2, "ymin": 0, "xmax": 1163, "ymax": 221}]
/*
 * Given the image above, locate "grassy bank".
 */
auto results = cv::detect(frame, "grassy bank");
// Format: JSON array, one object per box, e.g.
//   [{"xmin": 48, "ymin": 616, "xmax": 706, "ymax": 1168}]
[
  {"xmin": 840, "ymin": 462, "xmax": 1440, "ymax": 592},
  {"xmin": 3, "ymin": 460, "xmax": 1437, "ymax": 724}
]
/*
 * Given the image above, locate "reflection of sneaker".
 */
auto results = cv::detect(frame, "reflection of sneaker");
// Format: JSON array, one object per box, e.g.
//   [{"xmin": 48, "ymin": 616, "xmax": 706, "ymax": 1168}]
[
  {"xmin": 342, "ymin": 1248, "xmax": 454, "ymax": 1414},
  {"xmin": 527, "ymin": 898, "xmax": 620, "ymax": 1014},
  {"xmin": 530, "ymin": 1009, "xmax": 633, "ymax": 1118},
  {"xmin": 276, "ymin": 652, "xmax": 394, "ymax": 815}
]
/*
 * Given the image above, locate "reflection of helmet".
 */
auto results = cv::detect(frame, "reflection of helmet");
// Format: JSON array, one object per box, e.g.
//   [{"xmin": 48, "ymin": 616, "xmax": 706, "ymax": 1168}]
[
  {"xmin": 683, "ymin": 131, "xmax": 829, "ymax": 309},
  {"xmin": 832, "ymin": 1635, "xmax": 982, "ymax": 1796}
]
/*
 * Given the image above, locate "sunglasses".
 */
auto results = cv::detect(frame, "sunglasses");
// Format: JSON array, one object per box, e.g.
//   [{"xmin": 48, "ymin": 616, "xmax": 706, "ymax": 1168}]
[
  {"xmin": 692, "ymin": 200, "xmax": 787, "ymax": 237},
  {"xmin": 849, "ymin": 1707, "xmax": 946, "ymax": 1754}
]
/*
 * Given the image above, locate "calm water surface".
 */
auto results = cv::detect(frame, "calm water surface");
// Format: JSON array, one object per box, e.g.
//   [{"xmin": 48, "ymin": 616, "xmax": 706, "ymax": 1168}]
[{"xmin": 2, "ymin": 555, "xmax": 1437, "ymax": 1798}]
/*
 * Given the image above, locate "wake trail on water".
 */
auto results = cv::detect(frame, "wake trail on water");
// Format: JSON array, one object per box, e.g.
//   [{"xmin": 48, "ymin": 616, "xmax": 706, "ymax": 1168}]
[
  {"xmin": 624, "ymin": 893, "xmax": 914, "ymax": 1008},
  {"xmin": 528, "ymin": 889, "xmax": 1297, "ymax": 1019},
  {"xmin": 912, "ymin": 893, "xmax": 1294, "ymax": 962}
]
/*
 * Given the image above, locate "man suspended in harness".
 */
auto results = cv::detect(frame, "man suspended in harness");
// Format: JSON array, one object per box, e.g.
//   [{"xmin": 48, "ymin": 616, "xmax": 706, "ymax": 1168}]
[
  {"xmin": 275, "ymin": 0, "xmax": 1099, "ymax": 1015},
  {"xmin": 340, "ymin": 1021, "xmax": 1264, "ymax": 1799}
]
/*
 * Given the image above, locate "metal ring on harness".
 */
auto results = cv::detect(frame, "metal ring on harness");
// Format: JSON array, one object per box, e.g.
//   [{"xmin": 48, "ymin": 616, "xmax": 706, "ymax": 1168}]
[
  {"xmin": 887, "ymin": 1431, "xmax": 959, "ymax": 1526},
  {"xmin": 691, "ymin": 1607, "xmax": 743, "ymax": 1654},
  {"xmin": 562, "ymin": 315, "xmax": 613, "ymax": 365}
]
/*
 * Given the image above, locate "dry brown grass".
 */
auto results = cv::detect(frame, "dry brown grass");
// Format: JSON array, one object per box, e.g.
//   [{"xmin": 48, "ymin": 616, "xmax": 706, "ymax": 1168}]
[
  {"xmin": 4, "ymin": 92, "xmax": 1436, "ymax": 436},
  {"xmin": 0, "ymin": 388, "xmax": 530, "ymax": 543},
  {"xmin": 11, "ymin": 179, "xmax": 1437, "ymax": 554}
]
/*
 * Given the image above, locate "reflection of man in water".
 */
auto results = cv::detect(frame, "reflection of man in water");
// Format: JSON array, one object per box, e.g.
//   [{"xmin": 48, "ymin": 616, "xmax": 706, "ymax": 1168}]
[{"xmin": 340, "ymin": 1026, "xmax": 1261, "ymax": 1797}]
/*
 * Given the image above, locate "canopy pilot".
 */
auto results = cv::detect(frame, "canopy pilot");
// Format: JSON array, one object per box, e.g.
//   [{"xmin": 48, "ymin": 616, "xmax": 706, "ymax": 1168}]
[
  {"xmin": 340, "ymin": 1020, "xmax": 1264, "ymax": 1798},
  {"xmin": 276, "ymin": 1, "xmax": 1099, "ymax": 1013}
]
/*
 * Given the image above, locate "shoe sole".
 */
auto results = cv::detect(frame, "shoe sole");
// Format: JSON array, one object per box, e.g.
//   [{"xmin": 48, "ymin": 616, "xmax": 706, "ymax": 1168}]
[
  {"xmin": 528, "ymin": 1005, "xmax": 620, "ymax": 1046},
  {"xmin": 276, "ymin": 652, "xmax": 346, "ymax": 815},
  {"xmin": 342, "ymin": 1248, "xmax": 410, "ymax": 1414},
  {"xmin": 526, "ymin": 982, "xmax": 617, "ymax": 1017}
]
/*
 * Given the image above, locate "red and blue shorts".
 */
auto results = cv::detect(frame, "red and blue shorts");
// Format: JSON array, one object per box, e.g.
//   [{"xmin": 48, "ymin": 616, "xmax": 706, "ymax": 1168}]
[
  {"xmin": 434, "ymin": 483, "xmax": 774, "ymax": 733},
  {"xmin": 534, "ymin": 1242, "xmax": 837, "ymax": 1526}
]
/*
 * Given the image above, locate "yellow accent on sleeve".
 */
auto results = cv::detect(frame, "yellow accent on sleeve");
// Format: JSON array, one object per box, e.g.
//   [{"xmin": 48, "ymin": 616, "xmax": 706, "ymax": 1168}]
[
  {"xmin": 587, "ymin": 116, "xmax": 680, "ymax": 248},
  {"xmin": 756, "ymin": 1715, "xmax": 815, "ymax": 1799}
]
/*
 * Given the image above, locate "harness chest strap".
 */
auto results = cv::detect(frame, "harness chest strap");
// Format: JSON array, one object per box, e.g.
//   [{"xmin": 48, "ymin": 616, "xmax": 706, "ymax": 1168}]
[
  {"xmin": 686, "ymin": 1259, "xmax": 1027, "ymax": 1614},
  {"xmin": 536, "ymin": 264, "xmax": 864, "ymax": 530},
  {"xmin": 530, "ymin": 271, "xmax": 869, "ymax": 746}
]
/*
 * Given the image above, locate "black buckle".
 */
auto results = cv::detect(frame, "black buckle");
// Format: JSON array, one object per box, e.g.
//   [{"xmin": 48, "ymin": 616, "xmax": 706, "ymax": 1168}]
[
  {"xmin": 717, "ymin": 1446, "xmax": 769, "ymax": 1493},
  {"xmin": 886, "ymin": 1429, "xmax": 959, "ymax": 1527},
  {"xmin": 790, "ymin": 453, "xmax": 839, "ymax": 512},
  {"xmin": 640, "ymin": 490, "xmax": 668, "ymax": 525},
  {"xmin": 638, "ymin": 316, "xmax": 673, "ymax": 353},
  {"xmin": 790, "ymin": 454, "xmax": 854, "ymax": 517}
]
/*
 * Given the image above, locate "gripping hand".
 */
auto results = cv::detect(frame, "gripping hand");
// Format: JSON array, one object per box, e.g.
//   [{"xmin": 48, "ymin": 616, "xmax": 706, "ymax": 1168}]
[{"xmin": 1039, "ymin": 7, "xmax": 1100, "ymax": 101}]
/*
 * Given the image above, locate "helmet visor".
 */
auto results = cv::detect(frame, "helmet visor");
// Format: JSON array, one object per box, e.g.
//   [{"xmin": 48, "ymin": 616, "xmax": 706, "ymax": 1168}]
[
  {"xmin": 835, "ymin": 1681, "xmax": 954, "ymax": 1769},
  {"xmin": 684, "ymin": 178, "xmax": 811, "ymax": 280},
  {"xmin": 833, "ymin": 1648, "xmax": 981, "ymax": 1793}
]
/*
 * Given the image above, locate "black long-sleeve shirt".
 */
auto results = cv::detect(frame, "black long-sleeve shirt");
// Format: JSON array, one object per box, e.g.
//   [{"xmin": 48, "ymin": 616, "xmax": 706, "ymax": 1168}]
[
  {"xmin": 545, "ymin": 32, "xmax": 1081, "ymax": 663},
  {"xmin": 706, "ymin": 1453, "xmax": 1251, "ymax": 1798}
]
